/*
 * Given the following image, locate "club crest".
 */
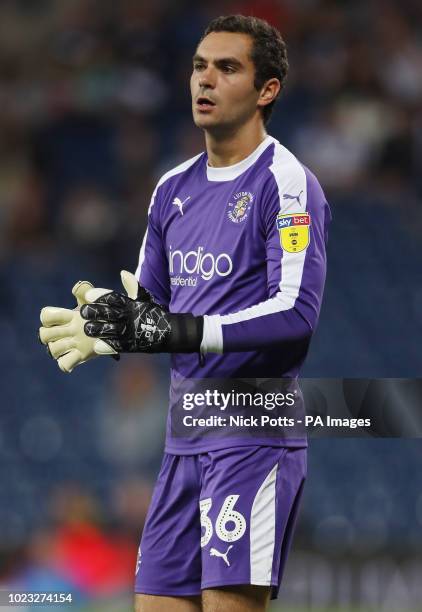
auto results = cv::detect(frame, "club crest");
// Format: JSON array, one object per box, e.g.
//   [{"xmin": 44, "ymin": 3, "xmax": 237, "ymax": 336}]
[
  {"xmin": 227, "ymin": 191, "xmax": 254, "ymax": 224},
  {"xmin": 276, "ymin": 212, "xmax": 311, "ymax": 253}
]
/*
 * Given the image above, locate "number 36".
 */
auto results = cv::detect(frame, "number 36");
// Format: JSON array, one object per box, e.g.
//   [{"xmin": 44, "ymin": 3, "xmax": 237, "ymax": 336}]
[{"xmin": 200, "ymin": 495, "xmax": 246, "ymax": 547}]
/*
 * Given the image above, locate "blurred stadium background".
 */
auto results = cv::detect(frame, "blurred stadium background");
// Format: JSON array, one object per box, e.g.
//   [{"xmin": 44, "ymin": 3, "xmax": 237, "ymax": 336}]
[{"xmin": 0, "ymin": 0, "xmax": 421, "ymax": 610}]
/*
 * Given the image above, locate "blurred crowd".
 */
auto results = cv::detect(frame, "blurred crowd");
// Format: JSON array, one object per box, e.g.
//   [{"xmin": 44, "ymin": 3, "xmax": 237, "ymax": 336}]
[
  {"xmin": 1, "ymin": 0, "xmax": 422, "ymax": 272},
  {"xmin": 0, "ymin": 0, "xmax": 421, "ymax": 606}
]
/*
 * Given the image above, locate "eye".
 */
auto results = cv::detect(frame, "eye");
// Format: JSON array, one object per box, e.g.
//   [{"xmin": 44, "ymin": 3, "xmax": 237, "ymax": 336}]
[
  {"xmin": 193, "ymin": 62, "xmax": 206, "ymax": 71},
  {"xmin": 221, "ymin": 65, "xmax": 236, "ymax": 73}
]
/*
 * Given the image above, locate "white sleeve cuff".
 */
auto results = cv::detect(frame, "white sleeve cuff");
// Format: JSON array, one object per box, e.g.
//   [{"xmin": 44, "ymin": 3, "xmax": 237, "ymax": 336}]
[{"xmin": 200, "ymin": 314, "xmax": 223, "ymax": 354}]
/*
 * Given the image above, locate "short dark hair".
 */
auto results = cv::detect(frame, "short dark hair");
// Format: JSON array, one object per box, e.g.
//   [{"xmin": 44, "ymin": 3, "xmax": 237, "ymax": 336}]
[{"xmin": 199, "ymin": 15, "xmax": 288, "ymax": 125}]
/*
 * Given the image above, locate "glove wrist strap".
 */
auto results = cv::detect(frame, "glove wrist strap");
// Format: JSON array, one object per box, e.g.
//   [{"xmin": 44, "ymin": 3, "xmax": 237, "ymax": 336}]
[{"xmin": 164, "ymin": 314, "xmax": 204, "ymax": 353}]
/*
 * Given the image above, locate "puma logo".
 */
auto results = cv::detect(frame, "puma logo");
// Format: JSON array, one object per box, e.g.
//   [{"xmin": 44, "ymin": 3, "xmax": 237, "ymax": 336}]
[
  {"xmin": 283, "ymin": 190, "xmax": 303, "ymax": 206},
  {"xmin": 172, "ymin": 196, "xmax": 191, "ymax": 216},
  {"xmin": 210, "ymin": 545, "xmax": 233, "ymax": 567},
  {"xmin": 135, "ymin": 547, "xmax": 142, "ymax": 575}
]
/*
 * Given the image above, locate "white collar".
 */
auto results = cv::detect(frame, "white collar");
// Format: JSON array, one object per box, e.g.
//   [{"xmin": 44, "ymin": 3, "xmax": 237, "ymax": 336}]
[{"xmin": 206, "ymin": 135, "xmax": 276, "ymax": 182}]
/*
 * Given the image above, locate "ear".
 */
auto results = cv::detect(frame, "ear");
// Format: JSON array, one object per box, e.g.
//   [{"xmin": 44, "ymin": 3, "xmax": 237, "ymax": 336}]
[{"xmin": 257, "ymin": 78, "xmax": 281, "ymax": 110}]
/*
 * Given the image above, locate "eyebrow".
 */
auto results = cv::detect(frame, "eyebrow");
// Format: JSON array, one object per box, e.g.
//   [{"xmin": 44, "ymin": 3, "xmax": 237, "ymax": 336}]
[{"xmin": 192, "ymin": 54, "xmax": 243, "ymax": 68}]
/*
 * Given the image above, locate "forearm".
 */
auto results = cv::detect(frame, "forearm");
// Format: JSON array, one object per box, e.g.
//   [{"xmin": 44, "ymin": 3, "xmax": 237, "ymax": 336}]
[{"xmin": 200, "ymin": 299, "xmax": 315, "ymax": 354}]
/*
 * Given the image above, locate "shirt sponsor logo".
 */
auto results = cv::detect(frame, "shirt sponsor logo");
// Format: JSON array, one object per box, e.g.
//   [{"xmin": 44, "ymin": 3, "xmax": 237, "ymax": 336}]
[
  {"xmin": 227, "ymin": 191, "xmax": 254, "ymax": 224},
  {"xmin": 276, "ymin": 212, "xmax": 311, "ymax": 253},
  {"xmin": 169, "ymin": 246, "xmax": 233, "ymax": 283}
]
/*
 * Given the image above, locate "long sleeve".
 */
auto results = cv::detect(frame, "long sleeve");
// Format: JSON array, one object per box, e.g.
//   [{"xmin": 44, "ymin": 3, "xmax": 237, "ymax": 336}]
[
  {"xmin": 201, "ymin": 158, "xmax": 331, "ymax": 354},
  {"xmin": 135, "ymin": 184, "xmax": 171, "ymax": 309}
]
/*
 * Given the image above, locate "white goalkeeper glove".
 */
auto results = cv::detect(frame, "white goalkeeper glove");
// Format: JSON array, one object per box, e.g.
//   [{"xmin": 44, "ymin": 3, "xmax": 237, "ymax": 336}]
[{"xmin": 39, "ymin": 271, "xmax": 139, "ymax": 373}]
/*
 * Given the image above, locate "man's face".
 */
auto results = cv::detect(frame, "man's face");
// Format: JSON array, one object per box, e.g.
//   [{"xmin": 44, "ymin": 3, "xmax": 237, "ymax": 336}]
[{"xmin": 191, "ymin": 32, "xmax": 262, "ymax": 133}]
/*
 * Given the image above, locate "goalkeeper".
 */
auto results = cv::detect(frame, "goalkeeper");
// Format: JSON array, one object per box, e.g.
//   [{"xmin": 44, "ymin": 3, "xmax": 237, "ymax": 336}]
[{"xmin": 39, "ymin": 14, "xmax": 330, "ymax": 612}]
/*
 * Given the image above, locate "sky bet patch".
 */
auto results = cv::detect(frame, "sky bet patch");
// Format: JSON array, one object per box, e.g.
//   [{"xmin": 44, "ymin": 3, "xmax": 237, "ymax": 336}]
[{"xmin": 276, "ymin": 212, "xmax": 311, "ymax": 253}]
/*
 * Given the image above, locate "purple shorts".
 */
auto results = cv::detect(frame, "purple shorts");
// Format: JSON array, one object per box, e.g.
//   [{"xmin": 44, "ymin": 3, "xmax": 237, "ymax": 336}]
[{"xmin": 134, "ymin": 446, "xmax": 306, "ymax": 599}]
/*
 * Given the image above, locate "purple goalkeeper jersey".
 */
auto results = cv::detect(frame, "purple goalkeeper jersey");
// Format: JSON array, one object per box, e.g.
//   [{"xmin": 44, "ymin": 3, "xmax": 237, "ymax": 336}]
[{"xmin": 136, "ymin": 135, "xmax": 331, "ymax": 453}]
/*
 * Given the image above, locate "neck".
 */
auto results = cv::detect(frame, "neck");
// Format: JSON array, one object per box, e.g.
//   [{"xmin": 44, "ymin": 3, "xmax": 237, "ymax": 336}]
[{"xmin": 205, "ymin": 119, "xmax": 267, "ymax": 168}]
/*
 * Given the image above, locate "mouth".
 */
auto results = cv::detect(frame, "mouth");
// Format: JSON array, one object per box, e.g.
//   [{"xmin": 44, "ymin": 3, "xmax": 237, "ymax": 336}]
[{"xmin": 196, "ymin": 96, "xmax": 216, "ymax": 111}]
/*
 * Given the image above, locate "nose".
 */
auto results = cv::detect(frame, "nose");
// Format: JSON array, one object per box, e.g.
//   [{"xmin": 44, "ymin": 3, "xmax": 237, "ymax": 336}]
[{"xmin": 198, "ymin": 65, "xmax": 216, "ymax": 89}]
